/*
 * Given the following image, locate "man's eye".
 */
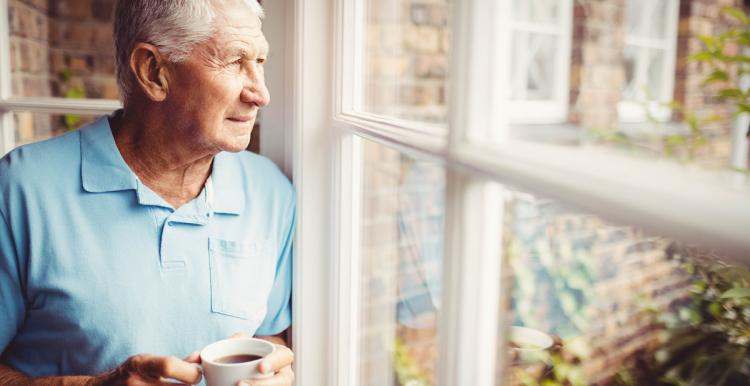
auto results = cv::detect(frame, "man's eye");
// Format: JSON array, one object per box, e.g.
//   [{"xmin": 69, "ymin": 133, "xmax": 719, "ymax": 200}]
[{"xmin": 257, "ymin": 58, "xmax": 266, "ymax": 64}]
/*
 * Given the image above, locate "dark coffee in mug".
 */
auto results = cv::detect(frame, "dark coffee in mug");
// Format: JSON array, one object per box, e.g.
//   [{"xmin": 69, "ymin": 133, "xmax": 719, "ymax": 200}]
[{"xmin": 214, "ymin": 354, "xmax": 263, "ymax": 364}]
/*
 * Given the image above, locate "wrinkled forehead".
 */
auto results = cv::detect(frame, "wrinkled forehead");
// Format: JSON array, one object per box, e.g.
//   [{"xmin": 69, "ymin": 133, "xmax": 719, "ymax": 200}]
[{"xmin": 208, "ymin": 6, "xmax": 268, "ymax": 54}]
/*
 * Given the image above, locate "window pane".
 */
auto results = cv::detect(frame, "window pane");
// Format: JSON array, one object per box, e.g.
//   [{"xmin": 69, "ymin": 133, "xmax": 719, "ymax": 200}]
[
  {"xmin": 622, "ymin": 46, "xmax": 668, "ymax": 102},
  {"xmin": 493, "ymin": 0, "xmax": 574, "ymax": 125},
  {"xmin": 498, "ymin": 188, "xmax": 748, "ymax": 386},
  {"xmin": 490, "ymin": 0, "xmax": 750, "ymax": 171},
  {"xmin": 362, "ymin": 0, "xmax": 451, "ymax": 124},
  {"xmin": 626, "ymin": 0, "xmax": 671, "ymax": 40},
  {"xmin": 358, "ymin": 139, "xmax": 445, "ymax": 386},
  {"xmin": 8, "ymin": 0, "xmax": 117, "ymax": 98},
  {"xmin": 12, "ymin": 111, "xmax": 101, "ymax": 147},
  {"xmin": 513, "ymin": 0, "xmax": 560, "ymax": 25},
  {"xmin": 510, "ymin": 32, "xmax": 558, "ymax": 101}
]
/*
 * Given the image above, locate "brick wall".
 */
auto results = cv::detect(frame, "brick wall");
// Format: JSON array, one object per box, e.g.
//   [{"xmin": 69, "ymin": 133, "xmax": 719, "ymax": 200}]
[
  {"xmin": 9, "ymin": 0, "xmax": 116, "ymax": 99},
  {"xmin": 9, "ymin": 0, "xmax": 51, "ymax": 142},
  {"xmin": 569, "ymin": 0, "xmax": 627, "ymax": 130},
  {"xmin": 569, "ymin": 0, "xmax": 748, "ymax": 167},
  {"xmin": 674, "ymin": 0, "xmax": 746, "ymax": 165},
  {"xmin": 8, "ymin": 0, "xmax": 116, "ymax": 144},
  {"xmin": 364, "ymin": 0, "xmax": 450, "ymax": 123},
  {"xmin": 48, "ymin": 0, "xmax": 117, "ymax": 100},
  {"xmin": 505, "ymin": 197, "xmax": 692, "ymax": 385}
]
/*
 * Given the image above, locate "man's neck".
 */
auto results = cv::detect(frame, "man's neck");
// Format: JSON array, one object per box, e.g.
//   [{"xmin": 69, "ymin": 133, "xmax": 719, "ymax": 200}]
[{"xmin": 110, "ymin": 108, "xmax": 215, "ymax": 209}]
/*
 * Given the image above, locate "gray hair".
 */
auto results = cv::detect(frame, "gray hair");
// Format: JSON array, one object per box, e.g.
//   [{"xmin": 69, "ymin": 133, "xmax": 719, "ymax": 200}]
[{"xmin": 114, "ymin": 0, "xmax": 264, "ymax": 105}]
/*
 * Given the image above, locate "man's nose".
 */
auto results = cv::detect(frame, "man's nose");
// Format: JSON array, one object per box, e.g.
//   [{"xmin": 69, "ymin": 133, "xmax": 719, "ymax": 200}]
[{"xmin": 240, "ymin": 73, "xmax": 270, "ymax": 107}]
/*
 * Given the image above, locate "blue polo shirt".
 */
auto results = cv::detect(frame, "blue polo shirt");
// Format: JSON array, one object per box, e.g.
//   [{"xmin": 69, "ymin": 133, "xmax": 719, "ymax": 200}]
[{"xmin": 0, "ymin": 115, "xmax": 295, "ymax": 377}]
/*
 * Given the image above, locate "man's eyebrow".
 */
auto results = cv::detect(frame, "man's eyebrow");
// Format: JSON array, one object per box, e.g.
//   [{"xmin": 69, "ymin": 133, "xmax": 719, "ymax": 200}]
[{"xmin": 222, "ymin": 44, "xmax": 268, "ymax": 58}]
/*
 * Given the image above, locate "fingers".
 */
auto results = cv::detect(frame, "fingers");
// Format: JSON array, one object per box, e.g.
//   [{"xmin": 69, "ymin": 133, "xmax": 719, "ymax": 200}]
[
  {"xmin": 183, "ymin": 351, "xmax": 201, "ymax": 364},
  {"xmin": 258, "ymin": 345, "xmax": 294, "ymax": 375},
  {"xmin": 236, "ymin": 366, "xmax": 295, "ymax": 386},
  {"xmin": 124, "ymin": 354, "xmax": 203, "ymax": 385}
]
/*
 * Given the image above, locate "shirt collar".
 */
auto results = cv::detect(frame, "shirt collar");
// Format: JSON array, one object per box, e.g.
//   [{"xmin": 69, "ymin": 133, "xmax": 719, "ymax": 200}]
[
  {"xmin": 80, "ymin": 115, "xmax": 138, "ymax": 193},
  {"xmin": 80, "ymin": 113, "xmax": 244, "ymax": 215}
]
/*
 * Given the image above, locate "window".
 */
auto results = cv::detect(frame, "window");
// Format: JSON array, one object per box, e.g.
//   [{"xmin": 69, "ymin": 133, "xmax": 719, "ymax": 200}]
[
  {"xmin": 505, "ymin": 0, "xmax": 573, "ymax": 124},
  {"xmin": 357, "ymin": 140, "xmax": 445, "ymax": 386},
  {"xmin": 0, "ymin": 0, "xmax": 120, "ymax": 154},
  {"xmin": 618, "ymin": 0, "xmax": 679, "ymax": 122},
  {"xmin": 290, "ymin": 0, "xmax": 750, "ymax": 385},
  {"xmin": 359, "ymin": 0, "xmax": 451, "ymax": 125}
]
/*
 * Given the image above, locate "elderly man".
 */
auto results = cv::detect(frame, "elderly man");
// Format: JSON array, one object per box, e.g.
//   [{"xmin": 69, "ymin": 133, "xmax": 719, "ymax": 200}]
[{"xmin": 0, "ymin": 0, "xmax": 295, "ymax": 385}]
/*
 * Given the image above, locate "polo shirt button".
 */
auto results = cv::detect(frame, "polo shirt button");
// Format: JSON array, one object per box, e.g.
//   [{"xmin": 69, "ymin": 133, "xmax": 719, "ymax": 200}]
[{"xmin": 167, "ymin": 221, "xmax": 175, "ymax": 226}]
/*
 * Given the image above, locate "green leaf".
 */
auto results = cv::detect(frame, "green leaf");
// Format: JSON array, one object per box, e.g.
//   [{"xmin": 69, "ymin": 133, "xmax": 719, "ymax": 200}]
[
  {"xmin": 726, "ymin": 55, "xmax": 750, "ymax": 64},
  {"xmin": 708, "ymin": 302, "xmax": 722, "ymax": 318},
  {"xmin": 664, "ymin": 135, "xmax": 686, "ymax": 146},
  {"xmin": 704, "ymin": 69, "xmax": 730, "ymax": 84},
  {"xmin": 737, "ymin": 31, "xmax": 750, "ymax": 46},
  {"xmin": 719, "ymin": 88, "xmax": 744, "ymax": 99},
  {"xmin": 721, "ymin": 6, "xmax": 749, "ymax": 25},
  {"xmin": 688, "ymin": 51, "xmax": 716, "ymax": 62},
  {"xmin": 737, "ymin": 103, "xmax": 750, "ymax": 115},
  {"xmin": 64, "ymin": 114, "xmax": 81, "ymax": 130},
  {"xmin": 698, "ymin": 35, "xmax": 717, "ymax": 50},
  {"xmin": 720, "ymin": 287, "xmax": 750, "ymax": 299}
]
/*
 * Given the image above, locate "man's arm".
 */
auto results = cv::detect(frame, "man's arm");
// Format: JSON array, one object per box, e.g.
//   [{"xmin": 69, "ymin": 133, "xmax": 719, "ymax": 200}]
[
  {"xmin": 0, "ymin": 364, "xmax": 93, "ymax": 386},
  {"xmin": 0, "ymin": 354, "xmax": 202, "ymax": 386}
]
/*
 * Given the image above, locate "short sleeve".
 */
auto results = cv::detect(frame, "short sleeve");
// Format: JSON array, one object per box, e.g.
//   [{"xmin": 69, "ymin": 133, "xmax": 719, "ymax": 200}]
[
  {"xmin": 0, "ymin": 205, "xmax": 25, "ymax": 353},
  {"xmin": 255, "ymin": 196, "xmax": 295, "ymax": 337}
]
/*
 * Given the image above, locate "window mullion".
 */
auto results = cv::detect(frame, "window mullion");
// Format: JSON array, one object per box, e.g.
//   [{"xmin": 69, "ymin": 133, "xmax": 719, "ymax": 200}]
[
  {"xmin": 441, "ymin": 0, "xmax": 507, "ymax": 385},
  {"xmin": 331, "ymin": 132, "xmax": 362, "ymax": 386},
  {"xmin": 290, "ymin": 0, "xmax": 335, "ymax": 385},
  {"xmin": 439, "ymin": 173, "xmax": 505, "ymax": 386}
]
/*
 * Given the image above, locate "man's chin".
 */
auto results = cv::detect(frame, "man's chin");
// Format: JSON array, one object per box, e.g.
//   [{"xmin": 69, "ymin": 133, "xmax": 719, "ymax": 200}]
[
  {"xmin": 222, "ymin": 141, "xmax": 252, "ymax": 153},
  {"xmin": 219, "ymin": 134, "xmax": 253, "ymax": 153}
]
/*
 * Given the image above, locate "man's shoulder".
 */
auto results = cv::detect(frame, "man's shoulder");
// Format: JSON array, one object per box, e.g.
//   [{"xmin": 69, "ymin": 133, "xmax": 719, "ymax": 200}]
[{"xmin": 0, "ymin": 130, "xmax": 82, "ymax": 188}]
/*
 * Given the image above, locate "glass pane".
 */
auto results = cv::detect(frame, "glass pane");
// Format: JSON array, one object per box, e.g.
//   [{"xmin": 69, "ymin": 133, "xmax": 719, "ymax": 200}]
[
  {"xmin": 510, "ymin": 32, "xmax": 558, "ymax": 101},
  {"xmin": 492, "ymin": 0, "xmax": 749, "ymax": 171},
  {"xmin": 8, "ymin": 0, "xmax": 117, "ymax": 98},
  {"xmin": 362, "ymin": 0, "xmax": 451, "ymax": 124},
  {"xmin": 498, "ymin": 188, "xmax": 749, "ymax": 386},
  {"xmin": 622, "ymin": 46, "xmax": 667, "ymax": 102},
  {"xmin": 512, "ymin": 0, "xmax": 560, "ymax": 25},
  {"xmin": 12, "ymin": 111, "xmax": 101, "ymax": 147},
  {"xmin": 626, "ymin": 0, "xmax": 672, "ymax": 40},
  {"xmin": 359, "ymin": 139, "xmax": 446, "ymax": 386}
]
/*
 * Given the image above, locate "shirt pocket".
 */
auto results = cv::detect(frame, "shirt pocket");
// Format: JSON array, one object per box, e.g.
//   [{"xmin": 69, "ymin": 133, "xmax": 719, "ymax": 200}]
[{"xmin": 208, "ymin": 237, "xmax": 275, "ymax": 320}]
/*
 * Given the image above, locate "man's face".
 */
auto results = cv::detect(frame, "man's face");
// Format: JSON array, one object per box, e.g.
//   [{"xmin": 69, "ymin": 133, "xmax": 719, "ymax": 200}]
[{"xmin": 166, "ymin": 6, "xmax": 270, "ymax": 154}]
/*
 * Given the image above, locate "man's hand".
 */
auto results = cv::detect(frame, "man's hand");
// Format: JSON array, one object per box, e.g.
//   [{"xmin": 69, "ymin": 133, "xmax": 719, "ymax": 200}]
[
  {"xmin": 89, "ymin": 352, "xmax": 202, "ymax": 386},
  {"xmin": 228, "ymin": 332, "xmax": 295, "ymax": 386}
]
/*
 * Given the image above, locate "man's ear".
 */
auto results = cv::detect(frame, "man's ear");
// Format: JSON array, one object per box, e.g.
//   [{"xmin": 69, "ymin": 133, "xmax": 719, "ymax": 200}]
[{"xmin": 129, "ymin": 42, "xmax": 170, "ymax": 102}]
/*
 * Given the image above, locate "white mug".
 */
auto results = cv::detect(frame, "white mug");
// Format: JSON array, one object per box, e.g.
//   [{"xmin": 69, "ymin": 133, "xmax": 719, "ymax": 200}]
[{"xmin": 200, "ymin": 338, "xmax": 276, "ymax": 386}]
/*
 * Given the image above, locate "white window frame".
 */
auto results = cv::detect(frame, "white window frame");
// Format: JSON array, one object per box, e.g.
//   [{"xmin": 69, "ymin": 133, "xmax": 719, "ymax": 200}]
[
  {"xmin": 618, "ymin": 0, "xmax": 680, "ymax": 123},
  {"xmin": 505, "ymin": 0, "xmax": 574, "ymax": 125},
  {"xmin": 288, "ymin": 0, "xmax": 750, "ymax": 386}
]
